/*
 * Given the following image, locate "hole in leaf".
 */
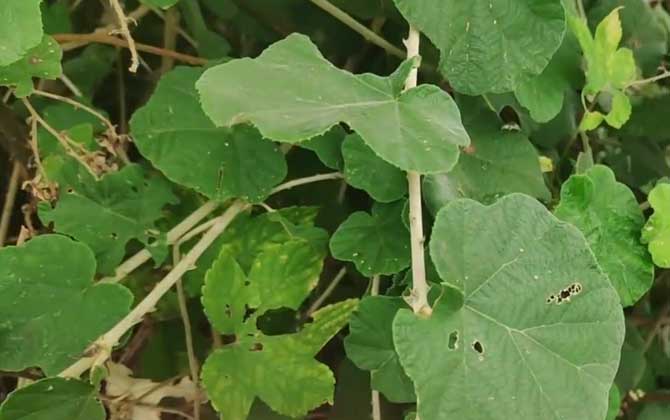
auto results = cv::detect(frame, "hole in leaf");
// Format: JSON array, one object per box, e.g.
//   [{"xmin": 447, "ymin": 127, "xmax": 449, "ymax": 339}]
[
  {"xmin": 224, "ymin": 304, "xmax": 232, "ymax": 317},
  {"xmin": 472, "ymin": 340, "xmax": 484, "ymax": 354},
  {"xmin": 66, "ymin": 188, "xmax": 74, "ymax": 194},
  {"xmin": 110, "ymin": 232, "xmax": 118, "ymax": 240},
  {"xmin": 448, "ymin": 330, "xmax": 459, "ymax": 350},
  {"xmin": 250, "ymin": 342, "xmax": 264, "ymax": 352},
  {"xmin": 547, "ymin": 282, "xmax": 583, "ymax": 305}
]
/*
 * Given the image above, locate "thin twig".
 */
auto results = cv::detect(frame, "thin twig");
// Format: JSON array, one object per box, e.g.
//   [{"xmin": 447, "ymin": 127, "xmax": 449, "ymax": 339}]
[
  {"xmin": 109, "ymin": 0, "xmax": 140, "ymax": 72},
  {"xmin": 59, "ymin": 201, "xmax": 249, "ymax": 378},
  {"xmin": 306, "ymin": 267, "xmax": 347, "ymax": 316},
  {"xmin": 404, "ymin": 27, "xmax": 431, "ymax": 316},
  {"xmin": 58, "ymin": 74, "xmax": 83, "ymax": 97},
  {"xmin": 370, "ymin": 274, "xmax": 382, "ymax": 420},
  {"xmin": 307, "ymin": 0, "xmax": 405, "ymax": 59},
  {"xmin": 643, "ymin": 301, "xmax": 670, "ymax": 352},
  {"xmin": 0, "ymin": 162, "xmax": 22, "ymax": 246},
  {"xmin": 628, "ymin": 70, "xmax": 670, "ymax": 88},
  {"xmin": 22, "ymin": 97, "xmax": 98, "ymax": 177},
  {"xmin": 173, "ymin": 246, "xmax": 201, "ymax": 420},
  {"xmin": 270, "ymin": 172, "xmax": 343, "ymax": 194},
  {"xmin": 53, "ymin": 33, "xmax": 208, "ymax": 66},
  {"xmin": 32, "ymin": 90, "xmax": 117, "ymax": 139},
  {"xmin": 102, "ymin": 201, "xmax": 220, "ymax": 283},
  {"xmin": 160, "ymin": 7, "xmax": 180, "ymax": 75}
]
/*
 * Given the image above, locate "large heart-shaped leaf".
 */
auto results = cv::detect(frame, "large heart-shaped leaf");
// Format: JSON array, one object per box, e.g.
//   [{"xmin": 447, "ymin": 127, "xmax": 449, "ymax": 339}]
[
  {"xmin": 393, "ymin": 0, "xmax": 566, "ymax": 94},
  {"xmin": 555, "ymin": 165, "xmax": 654, "ymax": 306},
  {"xmin": 0, "ymin": 378, "xmax": 105, "ymax": 420},
  {"xmin": 0, "ymin": 0, "xmax": 43, "ymax": 66},
  {"xmin": 0, "ymin": 235, "xmax": 132, "ymax": 375},
  {"xmin": 130, "ymin": 67, "xmax": 287, "ymax": 203},
  {"xmin": 393, "ymin": 194, "xmax": 624, "ymax": 420},
  {"xmin": 197, "ymin": 34, "xmax": 470, "ymax": 173}
]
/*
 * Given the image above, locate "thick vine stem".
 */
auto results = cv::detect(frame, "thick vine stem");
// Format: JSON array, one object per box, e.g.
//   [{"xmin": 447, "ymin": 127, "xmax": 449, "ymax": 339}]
[
  {"xmin": 404, "ymin": 27, "xmax": 432, "ymax": 317},
  {"xmin": 59, "ymin": 200, "xmax": 249, "ymax": 378}
]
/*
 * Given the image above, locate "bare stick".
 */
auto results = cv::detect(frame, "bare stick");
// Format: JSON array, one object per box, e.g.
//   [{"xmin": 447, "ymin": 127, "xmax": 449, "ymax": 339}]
[
  {"xmin": 60, "ymin": 201, "xmax": 249, "ymax": 378},
  {"xmin": 270, "ymin": 172, "xmax": 343, "ymax": 194},
  {"xmin": 0, "ymin": 162, "xmax": 22, "ymax": 246},
  {"xmin": 53, "ymin": 33, "xmax": 208, "ymax": 66},
  {"xmin": 307, "ymin": 0, "xmax": 405, "ymax": 59},
  {"xmin": 102, "ymin": 201, "xmax": 220, "ymax": 283},
  {"xmin": 403, "ymin": 28, "xmax": 431, "ymax": 316},
  {"xmin": 109, "ymin": 0, "xmax": 140, "ymax": 72},
  {"xmin": 305, "ymin": 267, "xmax": 347, "ymax": 316},
  {"xmin": 370, "ymin": 275, "xmax": 381, "ymax": 420},
  {"xmin": 32, "ymin": 90, "xmax": 117, "ymax": 138},
  {"xmin": 58, "ymin": 74, "xmax": 83, "ymax": 97},
  {"xmin": 173, "ymin": 246, "xmax": 201, "ymax": 420}
]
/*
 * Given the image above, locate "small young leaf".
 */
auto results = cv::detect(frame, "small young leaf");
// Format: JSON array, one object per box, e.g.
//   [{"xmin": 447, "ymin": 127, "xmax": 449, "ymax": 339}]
[
  {"xmin": 0, "ymin": 0, "xmax": 44, "ymax": 66},
  {"xmin": 0, "ymin": 235, "xmax": 132, "ymax": 375},
  {"xmin": 130, "ymin": 67, "xmax": 287, "ymax": 202},
  {"xmin": 39, "ymin": 157, "xmax": 178, "ymax": 274},
  {"xmin": 392, "ymin": 0, "xmax": 566, "ymax": 94},
  {"xmin": 642, "ymin": 183, "xmax": 670, "ymax": 267},
  {"xmin": 330, "ymin": 201, "xmax": 410, "ymax": 276},
  {"xmin": 0, "ymin": 36, "xmax": 62, "ymax": 97},
  {"xmin": 0, "ymin": 378, "xmax": 105, "ymax": 420},
  {"xmin": 393, "ymin": 194, "xmax": 624, "ymax": 420},
  {"xmin": 342, "ymin": 134, "xmax": 407, "ymax": 203},
  {"xmin": 555, "ymin": 165, "xmax": 654, "ymax": 306},
  {"xmin": 140, "ymin": 0, "xmax": 180, "ymax": 9},
  {"xmin": 197, "ymin": 34, "xmax": 470, "ymax": 173},
  {"xmin": 344, "ymin": 296, "xmax": 415, "ymax": 403}
]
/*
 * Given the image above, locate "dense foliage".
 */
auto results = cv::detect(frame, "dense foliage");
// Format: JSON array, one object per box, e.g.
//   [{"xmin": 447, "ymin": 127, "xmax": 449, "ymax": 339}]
[{"xmin": 0, "ymin": 0, "xmax": 670, "ymax": 419}]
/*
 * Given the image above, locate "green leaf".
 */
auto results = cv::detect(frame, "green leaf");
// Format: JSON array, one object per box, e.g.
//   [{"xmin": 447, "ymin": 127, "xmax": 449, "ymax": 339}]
[
  {"xmin": 330, "ymin": 201, "xmax": 410, "ymax": 276},
  {"xmin": 202, "ymin": 254, "xmax": 251, "ymax": 335},
  {"xmin": 570, "ymin": 8, "xmax": 637, "ymax": 129},
  {"xmin": 249, "ymin": 240, "xmax": 326, "ymax": 313},
  {"xmin": 301, "ymin": 126, "xmax": 345, "ymax": 170},
  {"xmin": 0, "ymin": 235, "xmax": 132, "ymax": 375},
  {"xmin": 39, "ymin": 157, "xmax": 178, "ymax": 274},
  {"xmin": 423, "ymin": 97, "xmax": 550, "ymax": 211},
  {"xmin": 393, "ymin": 194, "xmax": 624, "ymax": 420},
  {"xmin": 37, "ymin": 102, "xmax": 106, "ymax": 157},
  {"xmin": 604, "ymin": 90, "xmax": 632, "ymax": 128},
  {"xmin": 579, "ymin": 111, "xmax": 605, "ymax": 131},
  {"xmin": 62, "ymin": 45, "xmax": 117, "ymax": 98},
  {"xmin": 179, "ymin": 0, "xmax": 230, "ymax": 59},
  {"xmin": 393, "ymin": 0, "xmax": 566, "ymax": 94},
  {"xmin": 606, "ymin": 385, "xmax": 621, "ymax": 420},
  {"xmin": 201, "ymin": 300, "xmax": 358, "ymax": 420},
  {"xmin": 342, "ymin": 134, "xmax": 407, "ymax": 203},
  {"xmin": 638, "ymin": 402, "xmax": 670, "ymax": 420},
  {"xmin": 642, "ymin": 183, "xmax": 670, "ymax": 267},
  {"xmin": 514, "ymin": 33, "xmax": 582, "ymax": 123},
  {"xmin": 130, "ymin": 67, "xmax": 287, "ymax": 203},
  {"xmin": 0, "ymin": 0, "xmax": 44, "ymax": 66},
  {"xmin": 344, "ymin": 296, "xmax": 415, "ymax": 403},
  {"xmin": 197, "ymin": 34, "xmax": 470, "ymax": 173},
  {"xmin": 588, "ymin": 0, "xmax": 668, "ymax": 77},
  {"xmin": 141, "ymin": 0, "xmax": 180, "ymax": 9},
  {"xmin": 0, "ymin": 36, "xmax": 62, "ymax": 97},
  {"xmin": 555, "ymin": 165, "xmax": 654, "ymax": 306},
  {"xmin": 0, "ymin": 378, "xmax": 105, "ymax": 420}
]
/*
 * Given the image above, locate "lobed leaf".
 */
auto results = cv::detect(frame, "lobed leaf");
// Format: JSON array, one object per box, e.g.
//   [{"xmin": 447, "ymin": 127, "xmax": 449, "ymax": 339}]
[
  {"xmin": 0, "ymin": 36, "xmax": 62, "ymax": 97},
  {"xmin": 0, "ymin": 235, "xmax": 132, "ymax": 375},
  {"xmin": 197, "ymin": 34, "xmax": 469, "ymax": 173},
  {"xmin": 393, "ymin": 0, "xmax": 566, "ymax": 94},
  {"xmin": 555, "ymin": 165, "xmax": 654, "ymax": 306}
]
